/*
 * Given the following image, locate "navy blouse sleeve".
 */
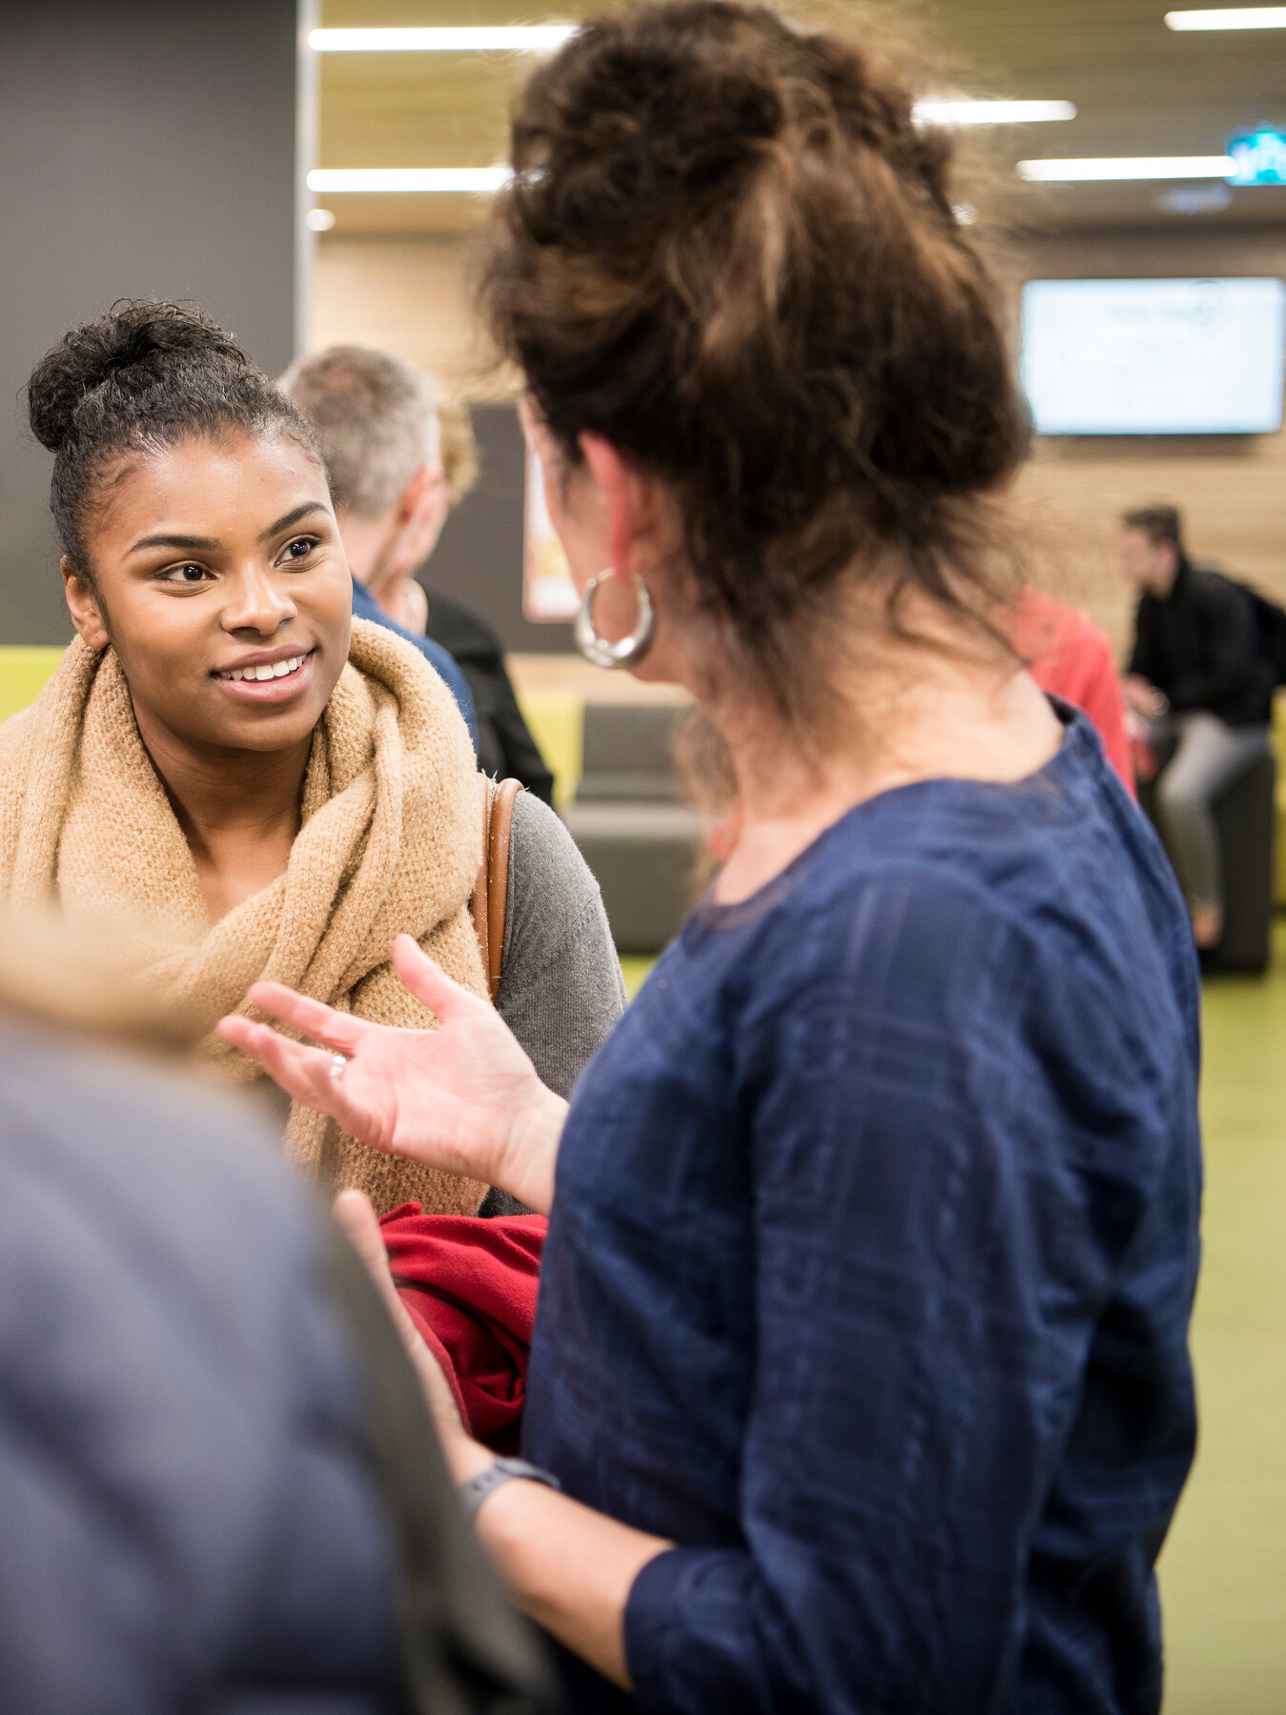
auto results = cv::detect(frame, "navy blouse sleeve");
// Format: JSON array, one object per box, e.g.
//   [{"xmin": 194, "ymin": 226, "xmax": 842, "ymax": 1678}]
[{"xmin": 622, "ymin": 871, "xmax": 1179, "ymax": 1714}]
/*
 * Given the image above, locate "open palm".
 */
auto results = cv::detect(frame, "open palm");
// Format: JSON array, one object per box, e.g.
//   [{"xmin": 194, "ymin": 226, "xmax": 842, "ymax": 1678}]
[{"xmin": 217, "ymin": 934, "xmax": 564, "ymax": 1210}]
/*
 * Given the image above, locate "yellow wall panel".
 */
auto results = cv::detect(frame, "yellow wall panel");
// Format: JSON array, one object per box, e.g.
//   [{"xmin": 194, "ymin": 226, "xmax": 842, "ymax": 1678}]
[{"xmin": 0, "ymin": 647, "xmax": 65, "ymax": 723}]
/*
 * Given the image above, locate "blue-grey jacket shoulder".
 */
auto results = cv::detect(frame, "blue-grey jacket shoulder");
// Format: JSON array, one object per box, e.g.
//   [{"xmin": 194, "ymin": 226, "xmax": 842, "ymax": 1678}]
[{"xmin": 0, "ymin": 1029, "xmax": 401, "ymax": 1715}]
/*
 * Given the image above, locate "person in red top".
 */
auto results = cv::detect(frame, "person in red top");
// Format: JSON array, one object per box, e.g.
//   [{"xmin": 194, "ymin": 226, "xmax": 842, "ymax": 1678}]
[{"xmin": 1013, "ymin": 587, "xmax": 1136, "ymax": 796}]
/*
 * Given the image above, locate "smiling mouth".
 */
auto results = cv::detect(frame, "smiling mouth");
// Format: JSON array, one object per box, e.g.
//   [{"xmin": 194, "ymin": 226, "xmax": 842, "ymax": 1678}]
[{"xmin": 213, "ymin": 649, "xmax": 315, "ymax": 684}]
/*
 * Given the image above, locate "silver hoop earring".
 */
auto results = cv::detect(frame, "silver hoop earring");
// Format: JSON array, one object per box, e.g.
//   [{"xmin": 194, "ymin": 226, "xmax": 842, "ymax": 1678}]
[{"xmin": 573, "ymin": 569, "xmax": 656, "ymax": 671}]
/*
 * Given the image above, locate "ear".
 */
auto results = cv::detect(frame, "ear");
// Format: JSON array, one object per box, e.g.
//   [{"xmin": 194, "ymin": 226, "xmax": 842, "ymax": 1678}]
[
  {"xmin": 518, "ymin": 395, "xmax": 548, "ymax": 458},
  {"xmin": 61, "ymin": 556, "xmax": 109, "ymax": 650},
  {"xmin": 390, "ymin": 463, "xmax": 449, "ymax": 575},
  {"xmin": 579, "ymin": 433, "xmax": 660, "ymax": 585}
]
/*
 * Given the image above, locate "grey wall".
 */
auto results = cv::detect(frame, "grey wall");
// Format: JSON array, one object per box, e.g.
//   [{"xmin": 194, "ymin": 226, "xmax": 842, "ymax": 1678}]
[
  {"xmin": 0, "ymin": 0, "xmax": 306, "ymax": 646},
  {"xmin": 425, "ymin": 405, "xmax": 574, "ymax": 656}
]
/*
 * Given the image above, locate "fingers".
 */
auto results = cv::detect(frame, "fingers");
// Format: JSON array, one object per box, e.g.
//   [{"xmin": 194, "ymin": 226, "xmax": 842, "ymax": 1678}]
[
  {"xmin": 333, "ymin": 1190, "xmax": 462, "ymax": 1425},
  {"xmin": 241, "ymin": 982, "xmax": 366, "ymax": 1054},
  {"xmin": 333, "ymin": 1189, "xmax": 401, "ymax": 1313},
  {"xmin": 216, "ymin": 1015, "xmax": 347, "ymax": 1116},
  {"xmin": 390, "ymin": 935, "xmax": 480, "ymax": 1021}
]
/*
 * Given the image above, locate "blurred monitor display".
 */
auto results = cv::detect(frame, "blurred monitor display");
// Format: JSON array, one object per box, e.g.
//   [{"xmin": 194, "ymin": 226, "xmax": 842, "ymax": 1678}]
[{"xmin": 1020, "ymin": 277, "xmax": 1286, "ymax": 437}]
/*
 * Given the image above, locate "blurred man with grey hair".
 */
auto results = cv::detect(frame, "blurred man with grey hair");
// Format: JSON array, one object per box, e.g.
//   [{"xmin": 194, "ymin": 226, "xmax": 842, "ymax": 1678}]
[
  {"xmin": 283, "ymin": 347, "xmax": 554, "ymax": 802},
  {"xmin": 278, "ymin": 346, "xmax": 477, "ymax": 746}
]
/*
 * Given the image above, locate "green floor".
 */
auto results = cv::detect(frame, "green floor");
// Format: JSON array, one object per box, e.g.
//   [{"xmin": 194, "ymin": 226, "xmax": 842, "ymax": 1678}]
[
  {"xmin": 1160, "ymin": 924, "xmax": 1286, "ymax": 1713},
  {"xmin": 619, "ymin": 932, "xmax": 1286, "ymax": 1709}
]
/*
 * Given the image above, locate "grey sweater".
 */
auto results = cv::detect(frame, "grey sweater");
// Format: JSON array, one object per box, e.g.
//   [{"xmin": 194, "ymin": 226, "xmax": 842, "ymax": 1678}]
[
  {"xmin": 497, "ymin": 789, "xmax": 626, "ymax": 1095},
  {"xmin": 483, "ymin": 791, "xmax": 625, "ymax": 1217}
]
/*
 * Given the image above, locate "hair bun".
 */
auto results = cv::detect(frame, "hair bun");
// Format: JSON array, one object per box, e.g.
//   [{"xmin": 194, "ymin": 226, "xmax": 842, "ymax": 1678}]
[{"xmin": 26, "ymin": 300, "xmax": 248, "ymax": 453}]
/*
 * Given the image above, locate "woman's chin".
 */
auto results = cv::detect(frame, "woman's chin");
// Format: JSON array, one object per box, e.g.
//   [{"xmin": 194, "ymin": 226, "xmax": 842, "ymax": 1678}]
[
  {"xmin": 201, "ymin": 694, "xmax": 328, "ymax": 754},
  {"xmin": 198, "ymin": 659, "xmax": 339, "ymax": 751}
]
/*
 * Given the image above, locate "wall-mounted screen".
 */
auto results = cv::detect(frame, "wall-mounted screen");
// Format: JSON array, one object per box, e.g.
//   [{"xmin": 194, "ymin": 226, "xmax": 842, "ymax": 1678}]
[{"xmin": 1020, "ymin": 276, "xmax": 1286, "ymax": 437}]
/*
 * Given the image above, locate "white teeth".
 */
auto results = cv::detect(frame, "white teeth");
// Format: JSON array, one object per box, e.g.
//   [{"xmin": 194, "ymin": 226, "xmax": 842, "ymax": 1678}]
[{"xmin": 220, "ymin": 653, "xmax": 306, "ymax": 682}]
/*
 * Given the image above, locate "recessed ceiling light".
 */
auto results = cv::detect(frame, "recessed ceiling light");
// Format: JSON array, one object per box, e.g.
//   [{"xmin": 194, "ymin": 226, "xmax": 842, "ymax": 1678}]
[
  {"xmin": 307, "ymin": 208, "xmax": 336, "ymax": 232},
  {"xmin": 307, "ymin": 168, "xmax": 514, "ymax": 194},
  {"xmin": 1018, "ymin": 155, "xmax": 1235, "ymax": 182},
  {"xmin": 915, "ymin": 99, "xmax": 1077, "ymax": 126},
  {"xmin": 308, "ymin": 26, "xmax": 578, "ymax": 53},
  {"xmin": 1165, "ymin": 7, "xmax": 1286, "ymax": 29}
]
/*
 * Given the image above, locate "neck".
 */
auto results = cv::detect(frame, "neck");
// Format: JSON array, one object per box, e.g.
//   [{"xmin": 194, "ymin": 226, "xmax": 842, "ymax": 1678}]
[
  {"xmin": 1151, "ymin": 563, "xmax": 1180, "ymax": 598},
  {"xmin": 339, "ymin": 512, "xmax": 394, "ymax": 599},
  {"xmin": 133, "ymin": 707, "xmax": 311, "ymax": 859},
  {"xmin": 684, "ymin": 604, "xmax": 1061, "ymax": 904}
]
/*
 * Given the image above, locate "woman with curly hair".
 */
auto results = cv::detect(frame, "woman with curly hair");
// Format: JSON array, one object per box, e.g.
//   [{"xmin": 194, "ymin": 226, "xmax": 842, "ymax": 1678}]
[{"xmin": 228, "ymin": 6, "xmax": 1202, "ymax": 1710}]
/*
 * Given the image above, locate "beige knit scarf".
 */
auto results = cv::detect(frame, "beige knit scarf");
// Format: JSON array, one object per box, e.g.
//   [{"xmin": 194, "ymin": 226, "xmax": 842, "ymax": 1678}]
[{"xmin": 0, "ymin": 618, "xmax": 490, "ymax": 1215}]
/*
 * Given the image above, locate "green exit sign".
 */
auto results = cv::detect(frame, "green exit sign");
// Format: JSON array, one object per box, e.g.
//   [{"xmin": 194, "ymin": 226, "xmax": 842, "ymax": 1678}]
[{"xmin": 1228, "ymin": 128, "xmax": 1286, "ymax": 185}]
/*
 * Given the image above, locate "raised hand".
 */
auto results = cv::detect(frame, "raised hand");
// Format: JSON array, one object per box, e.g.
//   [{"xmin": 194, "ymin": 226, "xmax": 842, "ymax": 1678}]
[{"xmin": 217, "ymin": 934, "xmax": 566, "ymax": 1213}]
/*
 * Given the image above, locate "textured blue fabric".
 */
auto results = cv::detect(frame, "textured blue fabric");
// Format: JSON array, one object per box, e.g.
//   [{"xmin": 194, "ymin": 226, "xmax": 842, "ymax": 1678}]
[
  {"xmin": 523, "ymin": 709, "xmax": 1202, "ymax": 1715},
  {"xmin": 351, "ymin": 577, "xmax": 478, "ymax": 749}
]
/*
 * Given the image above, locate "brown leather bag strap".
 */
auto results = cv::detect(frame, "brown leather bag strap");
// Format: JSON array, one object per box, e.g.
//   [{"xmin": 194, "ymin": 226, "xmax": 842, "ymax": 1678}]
[{"xmin": 470, "ymin": 778, "xmax": 525, "ymax": 1003}]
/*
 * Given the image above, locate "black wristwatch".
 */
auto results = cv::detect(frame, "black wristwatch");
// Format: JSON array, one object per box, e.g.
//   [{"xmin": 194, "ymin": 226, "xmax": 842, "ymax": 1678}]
[{"xmin": 458, "ymin": 1456, "xmax": 561, "ymax": 1522}]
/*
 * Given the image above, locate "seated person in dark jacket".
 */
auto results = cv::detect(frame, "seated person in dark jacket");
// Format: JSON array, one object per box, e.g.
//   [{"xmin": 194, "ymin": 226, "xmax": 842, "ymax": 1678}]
[
  {"xmin": 282, "ymin": 349, "xmax": 554, "ymax": 803},
  {"xmin": 1120, "ymin": 503, "xmax": 1274, "ymax": 949}
]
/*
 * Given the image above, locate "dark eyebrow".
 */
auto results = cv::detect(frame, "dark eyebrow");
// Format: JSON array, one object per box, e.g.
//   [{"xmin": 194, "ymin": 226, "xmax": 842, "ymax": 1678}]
[
  {"xmin": 126, "ymin": 503, "xmax": 328, "ymax": 559},
  {"xmin": 259, "ymin": 501, "xmax": 329, "ymax": 542},
  {"xmin": 128, "ymin": 531, "xmax": 221, "ymax": 556}
]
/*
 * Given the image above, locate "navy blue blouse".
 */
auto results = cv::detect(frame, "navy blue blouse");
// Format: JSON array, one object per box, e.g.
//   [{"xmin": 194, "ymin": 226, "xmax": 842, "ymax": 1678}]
[{"xmin": 523, "ymin": 710, "xmax": 1202, "ymax": 1715}]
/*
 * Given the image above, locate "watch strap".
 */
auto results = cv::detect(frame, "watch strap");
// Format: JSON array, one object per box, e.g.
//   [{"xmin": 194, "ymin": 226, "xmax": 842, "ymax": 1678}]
[{"xmin": 458, "ymin": 1456, "xmax": 561, "ymax": 1522}]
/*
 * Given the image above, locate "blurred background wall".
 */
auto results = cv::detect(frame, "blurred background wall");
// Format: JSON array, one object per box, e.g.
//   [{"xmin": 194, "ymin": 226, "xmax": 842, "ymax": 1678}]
[
  {"xmin": 313, "ymin": 222, "xmax": 1286, "ymax": 662},
  {"xmin": 0, "ymin": 0, "xmax": 308, "ymax": 650},
  {"xmin": 1016, "ymin": 227, "xmax": 1286, "ymax": 648},
  {"xmin": 5, "ymin": 0, "xmax": 1283, "ymax": 681}
]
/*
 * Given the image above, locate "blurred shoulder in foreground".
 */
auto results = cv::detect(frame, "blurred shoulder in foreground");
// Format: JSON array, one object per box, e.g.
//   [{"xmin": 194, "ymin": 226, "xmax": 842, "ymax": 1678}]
[{"xmin": 0, "ymin": 909, "xmax": 555, "ymax": 1715}]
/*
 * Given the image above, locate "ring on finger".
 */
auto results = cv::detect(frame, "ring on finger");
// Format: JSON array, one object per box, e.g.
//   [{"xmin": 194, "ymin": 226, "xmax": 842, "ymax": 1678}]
[{"xmin": 328, "ymin": 1051, "xmax": 349, "ymax": 1081}]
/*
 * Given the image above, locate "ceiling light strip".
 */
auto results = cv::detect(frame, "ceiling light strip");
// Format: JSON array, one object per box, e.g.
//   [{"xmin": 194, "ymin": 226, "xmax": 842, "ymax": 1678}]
[
  {"xmin": 308, "ymin": 26, "xmax": 578, "ymax": 53},
  {"xmin": 313, "ymin": 156, "xmax": 1247, "ymax": 196},
  {"xmin": 1165, "ymin": 7, "xmax": 1286, "ymax": 28},
  {"xmin": 915, "ymin": 99, "xmax": 1076, "ymax": 126},
  {"xmin": 1018, "ymin": 155, "xmax": 1236, "ymax": 182}
]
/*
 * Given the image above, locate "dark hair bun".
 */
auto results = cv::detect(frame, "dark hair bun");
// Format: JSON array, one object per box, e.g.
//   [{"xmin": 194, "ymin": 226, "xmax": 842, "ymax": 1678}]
[
  {"xmin": 485, "ymin": 2, "xmax": 1031, "ymax": 717},
  {"xmin": 27, "ymin": 300, "xmax": 248, "ymax": 453}
]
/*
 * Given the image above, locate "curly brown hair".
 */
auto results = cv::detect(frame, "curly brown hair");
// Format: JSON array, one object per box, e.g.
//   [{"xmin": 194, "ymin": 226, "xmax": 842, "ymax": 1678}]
[{"xmin": 482, "ymin": 1, "xmax": 1030, "ymax": 720}]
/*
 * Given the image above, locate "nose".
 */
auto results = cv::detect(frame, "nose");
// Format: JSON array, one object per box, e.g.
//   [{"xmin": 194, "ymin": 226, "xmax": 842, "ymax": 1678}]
[{"xmin": 220, "ymin": 565, "xmax": 297, "ymax": 635}]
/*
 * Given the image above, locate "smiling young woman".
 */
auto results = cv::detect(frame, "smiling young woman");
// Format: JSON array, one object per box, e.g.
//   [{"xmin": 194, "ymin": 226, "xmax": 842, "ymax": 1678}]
[
  {"xmin": 0, "ymin": 301, "xmax": 623, "ymax": 1213},
  {"xmin": 57, "ymin": 424, "xmax": 356, "ymax": 923}
]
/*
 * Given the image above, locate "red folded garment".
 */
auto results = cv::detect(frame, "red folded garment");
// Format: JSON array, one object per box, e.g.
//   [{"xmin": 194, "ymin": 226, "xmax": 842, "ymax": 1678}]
[{"xmin": 379, "ymin": 1204, "xmax": 546, "ymax": 1454}]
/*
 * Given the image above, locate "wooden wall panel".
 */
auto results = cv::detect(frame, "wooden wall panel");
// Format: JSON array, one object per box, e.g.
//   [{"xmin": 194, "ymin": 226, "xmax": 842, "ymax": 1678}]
[
  {"xmin": 314, "ymin": 225, "xmax": 1286, "ymax": 657},
  {"xmin": 312, "ymin": 236, "xmax": 504, "ymax": 396}
]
